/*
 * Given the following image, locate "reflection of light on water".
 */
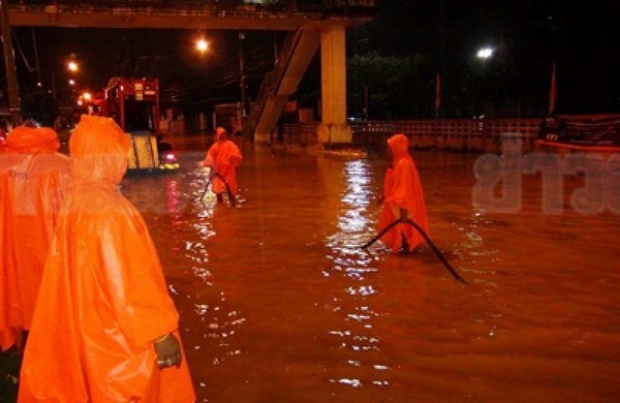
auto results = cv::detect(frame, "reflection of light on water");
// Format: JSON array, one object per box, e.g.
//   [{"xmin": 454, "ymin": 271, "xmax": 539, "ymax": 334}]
[
  {"xmin": 345, "ymin": 285, "xmax": 377, "ymax": 296},
  {"xmin": 195, "ymin": 303, "xmax": 209, "ymax": 316},
  {"xmin": 192, "ymin": 267, "xmax": 212, "ymax": 284},
  {"xmin": 333, "ymin": 255, "xmax": 373, "ymax": 269},
  {"xmin": 182, "ymin": 239, "xmax": 213, "ymax": 284},
  {"xmin": 328, "ymin": 256, "xmax": 378, "ymax": 279},
  {"xmin": 330, "ymin": 376, "xmax": 390, "ymax": 388},
  {"xmin": 456, "ymin": 210, "xmax": 491, "ymax": 255},
  {"xmin": 325, "ymin": 159, "xmax": 391, "ymax": 390},
  {"xmin": 337, "ymin": 161, "xmax": 372, "ymax": 234},
  {"xmin": 166, "ymin": 180, "xmax": 182, "ymax": 214},
  {"xmin": 175, "ymin": 171, "xmax": 247, "ymax": 370},
  {"xmin": 347, "ymin": 313, "xmax": 371, "ymax": 323},
  {"xmin": 328, "ymin": 159, "xmax": 384, "ymax": 255},
  {"xmin": 335, "ymin": 378, "xmax": 363, "ymax": 387},
  {"xmin": 195, "ymin": 306, "xmax": 246, "ymax": 365},
  {"xmin": 466, "ymin": 231, "xmax": 483, "ymax": 242},
  {"xmin": 329, "ymin": 330, "xmax": 351, "ymax": 337},
  {"xmin": 192, "ymin": 221, "xmax": 216, "ymax": 241},
  {"xmin": 338, "ymin": 211, "xmax": 367, "ymax": 232}
]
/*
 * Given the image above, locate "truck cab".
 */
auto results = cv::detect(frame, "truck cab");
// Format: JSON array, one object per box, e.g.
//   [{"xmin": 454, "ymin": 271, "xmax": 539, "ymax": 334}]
[{"xmin": 103, "ymin": 77, "xmax": 178, "ymax": 170}]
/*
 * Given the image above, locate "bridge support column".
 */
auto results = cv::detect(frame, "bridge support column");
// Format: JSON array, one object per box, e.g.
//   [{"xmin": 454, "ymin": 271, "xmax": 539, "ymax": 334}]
[{"xmin": 317, "ymin": 24, "xmax": 351, "ymax": 145}]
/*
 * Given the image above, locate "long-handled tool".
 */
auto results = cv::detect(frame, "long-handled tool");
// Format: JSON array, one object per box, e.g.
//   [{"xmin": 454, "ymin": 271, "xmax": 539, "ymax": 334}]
[
  {"xmin": 200, "ymin": 172, "xmax": 236, "ymax": 206},
  {"xmin": 360, "ymin": 218, "xmax": 467, "ymax": 284}
]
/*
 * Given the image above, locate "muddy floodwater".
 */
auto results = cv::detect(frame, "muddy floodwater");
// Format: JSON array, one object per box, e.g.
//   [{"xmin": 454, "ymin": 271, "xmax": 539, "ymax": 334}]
[{"xmin": 121, "ymin": 137, "xmax": 620, "ymax": 402}]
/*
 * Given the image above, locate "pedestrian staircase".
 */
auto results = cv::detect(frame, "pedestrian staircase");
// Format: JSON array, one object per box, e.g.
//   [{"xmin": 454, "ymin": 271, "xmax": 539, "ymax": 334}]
[{"xmin": 250, "ymin": 28, "xmax": 320, "ymax": 141}]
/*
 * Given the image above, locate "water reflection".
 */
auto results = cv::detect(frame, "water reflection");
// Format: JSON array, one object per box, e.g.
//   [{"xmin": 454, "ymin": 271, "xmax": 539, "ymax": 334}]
[
  {"xmin": 118, "ymin": 143, "xmax": 620, "ymax": 402},
  {"xmin": 317, "ymin": 156, "xmax": 394, "ymax": 391}
]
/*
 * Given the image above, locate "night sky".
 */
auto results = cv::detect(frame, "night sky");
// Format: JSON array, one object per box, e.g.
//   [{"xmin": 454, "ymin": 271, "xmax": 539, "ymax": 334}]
[
  {"xmin": 357, "ymin": 0, "xmax": 620, "ymax": 114},
  {"xmin": 7, "ymin": 0, "xmax": 620, "ymax": 116}
]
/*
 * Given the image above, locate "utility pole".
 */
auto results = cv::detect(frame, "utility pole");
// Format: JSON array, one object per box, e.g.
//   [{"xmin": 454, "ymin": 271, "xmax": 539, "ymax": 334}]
[
  {"xmin": 0, "ymin": 0, "xmax": 21, "ymax": 126},
  {"xmin": 238, "ymin": 31, "xmax": 248, "ymax": 117}
]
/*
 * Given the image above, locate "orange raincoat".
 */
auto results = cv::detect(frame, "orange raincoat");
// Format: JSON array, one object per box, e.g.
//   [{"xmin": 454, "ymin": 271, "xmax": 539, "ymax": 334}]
[
  {"xmin": 377, "ymin": 133, "xmax": 430, "ymax": 253},
  {"xmin": 203, "ymin": 128, "xmax": 242, "ymax": 196},
  {"xmin": 19, "ymin": 115, "xmax": 195, "ymax": 402},
  {"xmin": 0, "ymin": 126, "xmax": 69, "ymax": 350}
]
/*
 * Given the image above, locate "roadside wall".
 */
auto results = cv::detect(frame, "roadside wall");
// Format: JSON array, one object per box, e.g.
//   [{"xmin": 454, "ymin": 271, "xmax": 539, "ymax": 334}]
[{"xmin": 280, "ymin": 118, "xmax": 541, "ymax": 153}]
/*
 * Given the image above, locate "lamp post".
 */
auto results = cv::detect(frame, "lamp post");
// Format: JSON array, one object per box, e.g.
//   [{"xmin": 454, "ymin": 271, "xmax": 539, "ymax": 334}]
[
  {"xmin": 238, "ymin": 31, "xmax": 248, "ymax": 118},
  {"xmin": 475, "ymin": 46, "xmax": 494, "ymax": 117},
  {"xmin": 50, "ymin": 57, "xmax": 80, "ymax": 101},
  {"xmin": 194, "ymin": 37, "xmax": 211, "ymax": 133}
]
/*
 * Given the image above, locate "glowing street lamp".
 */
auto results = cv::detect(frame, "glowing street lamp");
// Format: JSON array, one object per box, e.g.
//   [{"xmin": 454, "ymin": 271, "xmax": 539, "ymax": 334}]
[
  {"xmin": 77, "ymin": 91, "xmax": 92, "ymax": 107},
  {"xmin": 475, "ymin": 47, "xmax": 495, "ymax": 116},
  {"xmin": 67, "ymin": 60, "xmax": 79, "ymax": 73},
  {"xmin": 195, "ymin": 38, "xmax": 209, "ymax": 53},
  {"xmin": 476, "ymin": 47, "xmax": 494, "ymax": 59}
]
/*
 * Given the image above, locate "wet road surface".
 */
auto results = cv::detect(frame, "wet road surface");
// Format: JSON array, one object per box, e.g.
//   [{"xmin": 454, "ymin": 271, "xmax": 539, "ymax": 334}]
[{"xmin": 121, "ymin": 138, "xmax": 620, "ymax": 402}]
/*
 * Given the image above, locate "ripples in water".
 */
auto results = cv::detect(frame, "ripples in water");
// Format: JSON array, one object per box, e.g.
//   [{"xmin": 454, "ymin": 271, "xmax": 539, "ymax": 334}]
[{"xmin": 121, "ymin": 144, "xmax": 620, "ymax": 401}]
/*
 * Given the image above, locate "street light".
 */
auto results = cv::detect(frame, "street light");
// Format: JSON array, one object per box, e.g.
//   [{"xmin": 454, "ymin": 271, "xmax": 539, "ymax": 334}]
[
  {"xmin": 238, "ymin": 31, "xmax": 248, "ymax": 118},
  {"xmin": 475, "ymin": 47, "xmax": 495, "ymax": 117},
  {"xmin": 195, "ymin": 38, "xmax": 209, "ymax": 53},
  {"xmin": 67, "ymin": 60, "xmax": 79, "ymax": 73},
  {"xmin": 476, "ymin": 47, "xmax": 494, "ymax": 59}
]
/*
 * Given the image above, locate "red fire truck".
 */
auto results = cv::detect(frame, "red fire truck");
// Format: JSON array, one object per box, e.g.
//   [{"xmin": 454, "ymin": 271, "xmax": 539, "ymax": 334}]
[{"xmin": 88, "ymin": 77, "xmax": 178, "ymax": 170}]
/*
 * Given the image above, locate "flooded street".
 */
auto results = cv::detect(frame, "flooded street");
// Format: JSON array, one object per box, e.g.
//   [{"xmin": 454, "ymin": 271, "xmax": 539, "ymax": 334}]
[{"xmin": 122, "ymin": 138, "xmax": 620, "ymax": 402}]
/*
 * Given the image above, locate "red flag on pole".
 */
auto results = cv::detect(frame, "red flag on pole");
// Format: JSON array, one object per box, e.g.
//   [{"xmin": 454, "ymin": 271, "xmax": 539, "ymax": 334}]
[
  {"xmin": 548, "ymin": 63, "xmax": 556, "ymax": 115},
  {"xmin": 434, "ymin": 73, "xmax": 441, "ymax": 117}
]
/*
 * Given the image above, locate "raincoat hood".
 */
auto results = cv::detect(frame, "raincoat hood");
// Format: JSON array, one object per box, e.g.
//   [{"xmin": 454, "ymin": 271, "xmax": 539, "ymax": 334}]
[
  {"xmin": 216, "ymin": 127, "xmax": 227, "ymax": 141},
  {"xmin": 387, "ymin": 133, "xmax": 409, "ymax": 162},
  {"xmin": 69, "ymin": 115, "xmax": 130, "ymax": 186},
  {"xmin": 5, "ymin": 126, "xmax": 60, "ymax": 153}
]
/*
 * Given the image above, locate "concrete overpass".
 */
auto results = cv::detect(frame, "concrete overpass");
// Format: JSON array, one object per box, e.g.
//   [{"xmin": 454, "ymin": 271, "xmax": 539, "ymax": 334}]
[{"xmin": 1, "ymin": 0, "xmax": 375, "ymax": 144}]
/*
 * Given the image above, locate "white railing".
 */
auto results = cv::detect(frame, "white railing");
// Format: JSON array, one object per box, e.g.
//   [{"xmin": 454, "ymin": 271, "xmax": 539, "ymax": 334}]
[{"xmin": 281, "ymin": 118, "xmax": 542, "ymax": 153}]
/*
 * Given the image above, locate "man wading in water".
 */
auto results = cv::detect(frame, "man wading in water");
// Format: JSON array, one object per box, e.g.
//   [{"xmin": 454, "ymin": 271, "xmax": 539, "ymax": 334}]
[
  {"xmin": 376, "ymin": 133, "xmax": 430, "ymax": 254},
  {"xmin": 203, "ymin": 126, "xmax": 243, "ymax": 204}
]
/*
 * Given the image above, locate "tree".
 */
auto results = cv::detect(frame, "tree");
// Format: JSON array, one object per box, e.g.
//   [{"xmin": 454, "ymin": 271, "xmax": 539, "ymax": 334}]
[{"xmin": 347, "ymin": 52, "xmax": 431, "ymax": 120}]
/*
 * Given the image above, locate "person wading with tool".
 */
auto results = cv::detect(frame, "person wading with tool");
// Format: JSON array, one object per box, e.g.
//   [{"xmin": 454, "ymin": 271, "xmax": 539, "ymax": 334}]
[
  {"xmin": 203, "ymin": 126, "xmax": 242, "ymax": 203},
  {"xmin": 377, "ymin": 133, "xmax": 430, "ymax": 254}
]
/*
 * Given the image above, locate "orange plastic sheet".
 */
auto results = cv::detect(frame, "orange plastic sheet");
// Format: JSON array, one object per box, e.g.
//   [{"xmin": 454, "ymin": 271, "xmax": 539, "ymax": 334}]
[
  {"xmin": 0, "ymin": 126, "xmax": 69, "ymax": 350},
  {"xmin": 377, "ymin": 133, "xmax": 430, "ymax": 252},
  {"xmin": 19, "ymin": 115, "xmax": 195, "ymax": 402},
  {"xmin": 203, "ymin": 128, "xmax": 243, "ymax": 196}
]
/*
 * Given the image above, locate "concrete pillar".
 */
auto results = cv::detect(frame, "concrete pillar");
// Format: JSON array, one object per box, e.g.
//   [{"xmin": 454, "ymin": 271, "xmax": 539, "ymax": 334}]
[{"xmin": 317, "ymin": 24, "xmax": 352, "ymax": 145}]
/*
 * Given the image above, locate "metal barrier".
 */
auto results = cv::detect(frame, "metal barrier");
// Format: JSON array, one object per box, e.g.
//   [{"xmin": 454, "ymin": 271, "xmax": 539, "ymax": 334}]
[{"xmin": 282, "ymin": 118, "xmax": 542, "ymax": 153}]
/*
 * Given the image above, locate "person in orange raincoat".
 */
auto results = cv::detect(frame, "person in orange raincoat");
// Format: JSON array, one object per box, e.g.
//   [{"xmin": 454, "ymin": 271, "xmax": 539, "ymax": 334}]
[
  {"xmin": 203, "ymin": 126, "xmax": 242, "ymax": 203},
  {"xmin": 377, "ymin": 133, "xmax": 430, "ymax": 253},
  {"xmin": 0, "ymin": 93, "xmax": 69, "ymax": 351},
  {"xmin": 18, "ymin": 115, "xmax": 195, "ymax": 402}
]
